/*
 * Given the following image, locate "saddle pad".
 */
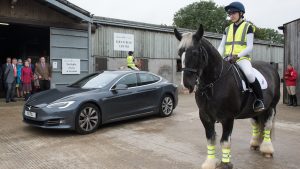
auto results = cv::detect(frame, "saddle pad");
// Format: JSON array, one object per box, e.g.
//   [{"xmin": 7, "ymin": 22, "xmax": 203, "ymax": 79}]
[{"xmin": 242, "ymin": 68, "xmax": 268, "ymax": 91}]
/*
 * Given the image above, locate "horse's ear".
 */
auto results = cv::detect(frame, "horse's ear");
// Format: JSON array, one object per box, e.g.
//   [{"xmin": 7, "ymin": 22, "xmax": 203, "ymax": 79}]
[
  {"xmin": 194, "ymin": 24, "xmax": 204, "ymax": 42},
  {"xmin": 174, "ymin": 28, "xmax": 182, "ymax": 41}
]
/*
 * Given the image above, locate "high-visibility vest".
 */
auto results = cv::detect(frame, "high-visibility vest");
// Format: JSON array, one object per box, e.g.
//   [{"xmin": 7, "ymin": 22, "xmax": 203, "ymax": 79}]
[
  {"xmin": 127, "ymin": 55, "xmax": 135, "ymax": 68},
  {"xmin": 224, "ymin": 21, "xmax": 254, "ymax": 62}
]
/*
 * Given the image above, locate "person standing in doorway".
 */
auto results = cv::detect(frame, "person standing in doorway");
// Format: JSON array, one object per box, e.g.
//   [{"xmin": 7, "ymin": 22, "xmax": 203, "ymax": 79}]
[
  {"xmin": 284, "ymin": 63, "xmax": 298, "ymax": 106},
  {"xmin": 27, "ymin": 57, "xmax": 35, "ymax": 93},
  {"xmin": 127, "ymin": 51, "xmax": 139, "ymax": 70},
  {"xmin": 35, "ymin": 56, "xmax": 52, "ymax": 91},
  {"xmin": 3, "ymin": 57, "xmax": 17, "ymax": 103},
  {"xmin": 16, "ymin": 59, "xmax": 23, "ymax": 98},
  {"xmin": 22, "ymin": 60, "xmax": 33, "ymax": 101}
]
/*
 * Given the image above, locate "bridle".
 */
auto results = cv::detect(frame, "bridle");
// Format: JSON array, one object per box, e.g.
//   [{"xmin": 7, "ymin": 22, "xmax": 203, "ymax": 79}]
[{"xmin": 182, "ymin": 58, "xmax": 233, "ymax": 98}]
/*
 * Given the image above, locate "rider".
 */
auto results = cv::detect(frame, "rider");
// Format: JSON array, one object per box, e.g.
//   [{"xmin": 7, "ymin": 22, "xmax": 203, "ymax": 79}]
[
  {"xmin": 217, "ymin": 1, "xmax": 265, "ymax": 112},
  {"xmin": 127, "ymin": 51, "xmax": 139, "ymax": 70}
]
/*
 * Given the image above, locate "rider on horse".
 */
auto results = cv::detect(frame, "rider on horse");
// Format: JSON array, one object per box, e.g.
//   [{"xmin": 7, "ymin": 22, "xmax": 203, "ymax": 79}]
[
  {"xmin": 217, "ymin": 1, "xmax": 265, "ymax": 112},
  {"xmin": 127, "ymin": 51, "xmax": 139, "ymax": 70}
]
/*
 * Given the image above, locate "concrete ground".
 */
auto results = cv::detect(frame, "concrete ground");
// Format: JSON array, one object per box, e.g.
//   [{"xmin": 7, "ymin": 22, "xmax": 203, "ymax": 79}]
[{"xmin": 0, "ymin": 94, "xmax": 300, "ymax": 169}]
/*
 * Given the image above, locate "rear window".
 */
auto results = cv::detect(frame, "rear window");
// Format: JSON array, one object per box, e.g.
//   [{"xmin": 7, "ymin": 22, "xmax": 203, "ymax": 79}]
[{"xmin": 138, "ymin": 73, "xmax": 160, "ymax": 86}]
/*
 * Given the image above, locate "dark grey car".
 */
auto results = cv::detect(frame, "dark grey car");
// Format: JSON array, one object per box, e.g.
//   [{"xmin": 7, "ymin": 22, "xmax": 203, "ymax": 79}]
[{"xmin": 23, "ymin": 71, "xmax": 178, "ymax": 134}]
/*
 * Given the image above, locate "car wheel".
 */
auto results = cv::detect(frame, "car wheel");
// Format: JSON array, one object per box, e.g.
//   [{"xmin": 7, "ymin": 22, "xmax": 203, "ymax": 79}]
[
  {"xmin": 159, "ymin": 95, "xmax": 174, "ymax": 117},
  {"xmin": 75, "ymin": 103, "xmax": 101, "ymax": 134}
]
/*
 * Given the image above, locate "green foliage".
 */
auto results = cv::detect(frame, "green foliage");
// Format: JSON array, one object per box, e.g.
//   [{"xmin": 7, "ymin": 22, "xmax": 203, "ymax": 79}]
[
  {"xmin": 173, "ymin": 1, "xmax": 229, "ymax": 33},
  {"xmin": 254, "ymin": 27, "xmax": 284, "ymax": 44},
  {"xmin": 173, "ymin": 0, "xmax": 283, "ymax": 44}
]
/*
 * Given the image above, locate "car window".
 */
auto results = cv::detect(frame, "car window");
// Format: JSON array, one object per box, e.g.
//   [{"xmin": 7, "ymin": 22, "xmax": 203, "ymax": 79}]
[
  {"xmin": 138, "ymin": 73, "xmax": 160, "ymax": 86},
  {"xmin": 70, "ymin": 72, "xmax": 120, "ymax": 89},
  {"xmin": 116, "ymin": 73, "xmax": 137, "ymax": 88}
]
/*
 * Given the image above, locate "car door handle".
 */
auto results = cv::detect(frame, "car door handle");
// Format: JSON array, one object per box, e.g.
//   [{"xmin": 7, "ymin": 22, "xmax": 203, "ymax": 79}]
[
  {"xmin": 103, "ymin": 92, "xmax": 133, "ymax": 100},
  {"xmin": 138, "ymin": 88, "xmax": 156, "ymax": 92}
]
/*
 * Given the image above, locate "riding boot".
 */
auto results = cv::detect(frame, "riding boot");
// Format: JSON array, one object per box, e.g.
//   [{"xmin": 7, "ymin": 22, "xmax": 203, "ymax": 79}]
[
  {"xmin": 293, "ymin": 95, "xmax": 298, "ymax": 107},
  {"xmin": 250, "ymin": 78, "xmax": 265, "ymax": 112},
  {"xmin": 288, "ymin": 95, "xmax": 293, "ymax": 106}
]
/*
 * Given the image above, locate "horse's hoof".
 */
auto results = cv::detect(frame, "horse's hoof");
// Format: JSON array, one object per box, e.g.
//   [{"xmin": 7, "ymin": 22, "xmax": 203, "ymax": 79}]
[
  {"xmin": 216, "ymin": 162, "xmax": 233, "ymax": 169},
  {"xmin": 263, "ymin": 153, "xmax": 273, "ymax": 158},
  {"xmin": 250, "ymin": 145, "xmax": 259, "ymax": 150}
]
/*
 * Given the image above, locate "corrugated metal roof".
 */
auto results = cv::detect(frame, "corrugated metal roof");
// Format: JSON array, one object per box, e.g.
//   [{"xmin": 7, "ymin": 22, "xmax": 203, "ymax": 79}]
[
  {"xmin": 38, "ymin": 0, "xmax": 91, "ymax": 21},
  {"xmin": 93, "ymin": 16, "xmax": 283, "ymax": 47}
]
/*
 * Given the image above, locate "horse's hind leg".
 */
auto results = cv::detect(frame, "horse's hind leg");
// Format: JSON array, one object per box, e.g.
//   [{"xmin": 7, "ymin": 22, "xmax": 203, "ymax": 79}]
[
  {"xmin": 260, "ymin": 108, "xmax": 276, "ymax": 158},
  {"xmin": 250, "ymin": 117, "xmax": 261, "ymax": 150},
  {"xmin": 200, "ymin": 114, "xmax": 219, "ymax": 169},
  {"xmin": 217, "ymin": 119, "xmax": 234, "ymax": 169}
]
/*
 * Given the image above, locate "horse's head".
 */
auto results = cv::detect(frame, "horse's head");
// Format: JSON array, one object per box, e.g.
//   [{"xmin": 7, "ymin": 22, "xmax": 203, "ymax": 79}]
[{"xmin": 174, "ymin": 25, "xmax": 208, "ymax": 93}]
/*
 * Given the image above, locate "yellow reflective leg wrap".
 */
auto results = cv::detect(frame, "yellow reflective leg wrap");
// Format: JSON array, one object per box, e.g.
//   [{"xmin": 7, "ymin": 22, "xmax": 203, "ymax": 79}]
[
  {"xmin": 263, "ymin": 130, "xmax": 271, "ymax": 142},
  {"xmin": 252, "ymin": 125, "xmax": 260, "ymax": 137},
  {"xmin": 222, "ymin": 148, "xmax": 231, "ymax": 163},
  {"xmin": 207, "ymin": 145, "xmax": 216, "ymax": 159}
]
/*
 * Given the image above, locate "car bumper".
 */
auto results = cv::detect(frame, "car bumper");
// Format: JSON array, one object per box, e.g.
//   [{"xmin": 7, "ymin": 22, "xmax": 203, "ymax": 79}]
[{"xmin": 22, "ymin": 104, "xmax": 76, "ymax": 130}]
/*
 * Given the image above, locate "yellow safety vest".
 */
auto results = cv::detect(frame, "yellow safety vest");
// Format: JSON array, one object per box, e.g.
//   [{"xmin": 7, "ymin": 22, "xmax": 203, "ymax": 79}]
[
  {"xmin": 127, "ymin": 55, "xmax": 135, "ymax": 68},
  {"xmin": 225, "ymin": 21, "xmax": 254, "ymax": 62}
]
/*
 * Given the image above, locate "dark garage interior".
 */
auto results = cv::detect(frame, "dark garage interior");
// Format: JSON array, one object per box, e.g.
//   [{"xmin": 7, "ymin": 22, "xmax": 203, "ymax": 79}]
[{"xmin": 0, "ymin": 23, "xmax": 50, "ymax": 97}]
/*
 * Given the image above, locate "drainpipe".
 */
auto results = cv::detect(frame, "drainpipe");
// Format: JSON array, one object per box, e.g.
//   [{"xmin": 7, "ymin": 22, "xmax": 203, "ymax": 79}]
[{"xmin": 88, "ymin": 21, "xmax": 92, "ymax": 73}]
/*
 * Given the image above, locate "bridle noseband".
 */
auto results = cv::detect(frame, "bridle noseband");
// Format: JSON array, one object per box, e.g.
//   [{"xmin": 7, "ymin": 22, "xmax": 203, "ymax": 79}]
[{"xmin": 181, "ymin": 67, "xmax": 198, "ymax": 73}]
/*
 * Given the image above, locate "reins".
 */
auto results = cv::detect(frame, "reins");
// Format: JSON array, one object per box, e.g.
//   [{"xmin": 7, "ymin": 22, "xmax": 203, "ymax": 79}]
[{"xmin": 197, "ymin": 59, "xmax": 233, "ymax": 99}]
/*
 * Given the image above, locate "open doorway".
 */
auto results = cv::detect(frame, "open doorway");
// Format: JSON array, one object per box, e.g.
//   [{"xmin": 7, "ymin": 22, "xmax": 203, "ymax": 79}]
[{"xmin": 0, "ymin": 24, "xmax": 50, "ymax": 97}]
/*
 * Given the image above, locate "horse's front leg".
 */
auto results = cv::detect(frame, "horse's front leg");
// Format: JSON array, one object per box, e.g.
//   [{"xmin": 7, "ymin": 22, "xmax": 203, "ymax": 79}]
[
  {"xmin": 217, "ymin": 119, "xmax": 234, "ymax": 169},
  {"xmin": 200, "ymin": 114, "xmax": 219, "ymax": 169}
]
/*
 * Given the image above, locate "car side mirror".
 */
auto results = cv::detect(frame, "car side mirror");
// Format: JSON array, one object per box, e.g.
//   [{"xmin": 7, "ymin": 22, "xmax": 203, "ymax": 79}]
[{"xmin": 112, "ymin": 84, "xmax": 128, "ymax": 91}]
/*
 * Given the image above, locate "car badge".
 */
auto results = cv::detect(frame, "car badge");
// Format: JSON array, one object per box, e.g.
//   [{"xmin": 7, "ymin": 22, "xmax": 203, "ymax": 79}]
[{"xmin": 28, "ymin": 106, "xmax": 31, "ymax": 110}]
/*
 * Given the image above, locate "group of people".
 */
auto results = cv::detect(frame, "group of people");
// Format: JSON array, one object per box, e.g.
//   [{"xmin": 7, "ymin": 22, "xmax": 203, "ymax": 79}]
[{"xmin": 0, "ymin": 56, "xmax": 52, "ymax": 103}]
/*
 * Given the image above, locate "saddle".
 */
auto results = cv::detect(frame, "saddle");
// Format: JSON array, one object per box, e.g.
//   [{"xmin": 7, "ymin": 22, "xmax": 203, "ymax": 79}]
[
  {"xmin": 232, "ymin": 64, "xmax": 268, "ymax": 92},
  {"xmin": 232, "ymin": 64, "xmax": 268, "ymax": 119}
]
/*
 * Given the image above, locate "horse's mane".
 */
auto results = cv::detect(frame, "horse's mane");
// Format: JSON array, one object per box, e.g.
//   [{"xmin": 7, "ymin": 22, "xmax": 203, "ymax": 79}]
[
  {"xmin": 178, "ymin": 32, "xmax": 193, "ymax": 50},
  {"xmin": 178, "ymin": 32, "xmax": 222, "ymax": 60}
]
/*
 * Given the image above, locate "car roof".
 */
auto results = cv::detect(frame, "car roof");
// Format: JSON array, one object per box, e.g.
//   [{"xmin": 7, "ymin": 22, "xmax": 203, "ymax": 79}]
[{"xmin": 96, "ymin": 70, "xmax": 154, "ymax": 76}]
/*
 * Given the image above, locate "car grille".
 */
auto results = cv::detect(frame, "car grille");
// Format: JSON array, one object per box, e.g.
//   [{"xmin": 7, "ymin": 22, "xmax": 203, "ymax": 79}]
[
  {"xmin": 46, "ymin": 119, "xmax": 61, "ymax": 126},
  {"xmin": 24, "ymin": 118, "xmax": 62, "ymax": 126},
  {"xmin": 24, "ymin": 118, "xmax": 44, "ymax": 126}
]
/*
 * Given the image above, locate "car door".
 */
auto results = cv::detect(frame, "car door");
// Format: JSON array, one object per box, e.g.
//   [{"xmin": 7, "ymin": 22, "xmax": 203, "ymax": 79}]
[
  {"xmin": 135, "ymin": 73, "xmax": 162, "ymax": 113},
  {"xmin": 102, "ymin": 73, "xmax": 139, "ymax": 120}
]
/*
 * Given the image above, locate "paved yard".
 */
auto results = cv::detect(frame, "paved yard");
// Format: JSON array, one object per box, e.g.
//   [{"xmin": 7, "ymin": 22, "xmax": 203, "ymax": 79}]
[{"xmin": 0, "ymin": 94, "xmax": 300, "ymax": 169}]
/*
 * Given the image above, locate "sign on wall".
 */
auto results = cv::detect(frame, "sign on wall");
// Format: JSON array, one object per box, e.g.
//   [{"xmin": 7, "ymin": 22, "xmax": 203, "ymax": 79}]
[
  {"xmin": 114, "ymin": 33, "xmax": 134, "ymax": 51},
  {"xmin": 62, "ymin": 58, "xmax": 80, "ymax": 74}
]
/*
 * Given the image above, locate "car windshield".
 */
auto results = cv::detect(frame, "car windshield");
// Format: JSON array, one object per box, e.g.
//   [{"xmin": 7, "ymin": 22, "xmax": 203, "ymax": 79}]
[{"xmin": 70, "ymin": 72, "xmax": 120, "ymax": 89}]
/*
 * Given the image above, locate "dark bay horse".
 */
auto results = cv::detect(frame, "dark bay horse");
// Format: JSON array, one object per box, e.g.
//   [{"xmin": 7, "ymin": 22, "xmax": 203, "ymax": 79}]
[{"xmin": 174, "ymin": 25, "xmax": 280, "ymax": 169}]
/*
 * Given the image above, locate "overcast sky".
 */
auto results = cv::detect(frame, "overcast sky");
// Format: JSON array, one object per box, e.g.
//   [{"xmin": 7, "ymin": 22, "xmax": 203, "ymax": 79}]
[{"xmin": 69, "ymin": 0, "xmax": 299, "ymax": 31}]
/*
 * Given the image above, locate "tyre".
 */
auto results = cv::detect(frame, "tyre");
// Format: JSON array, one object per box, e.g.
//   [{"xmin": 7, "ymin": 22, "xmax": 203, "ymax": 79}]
[
  {"xmin": 75, "ymin": 103, "xmax": 101, "ymax": 134},
  {"xmin": 159, "ymin": 95, "xmax": 174, "ymax": 117}
]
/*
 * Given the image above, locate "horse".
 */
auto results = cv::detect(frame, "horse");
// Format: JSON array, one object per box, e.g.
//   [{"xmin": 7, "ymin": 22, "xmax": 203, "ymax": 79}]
[{"xmin": 174, "ymin": 25, "xmax": 280, "ymax": 169}]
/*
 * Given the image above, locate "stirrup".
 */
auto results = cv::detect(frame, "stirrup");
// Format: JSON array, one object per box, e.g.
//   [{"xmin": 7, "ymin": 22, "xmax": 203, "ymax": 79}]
[{"xmin": 253, "ymin": 99, "xmax": 265, "ymax": 112}]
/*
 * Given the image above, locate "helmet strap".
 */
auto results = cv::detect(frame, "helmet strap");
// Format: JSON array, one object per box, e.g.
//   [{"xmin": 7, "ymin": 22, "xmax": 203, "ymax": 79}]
[{"xmin": 234, "ymin": 13, "xmax": 244, "ymax": 24}]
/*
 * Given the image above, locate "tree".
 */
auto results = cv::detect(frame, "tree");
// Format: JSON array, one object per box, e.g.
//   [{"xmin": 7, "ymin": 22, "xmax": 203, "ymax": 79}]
[
  {"xmin": 254, "ymin": 27, "xmax": 284, "ymax": 44},
  {"xmin": 173, "ymin": 1, "xmax": 229, "ymax": 33}
]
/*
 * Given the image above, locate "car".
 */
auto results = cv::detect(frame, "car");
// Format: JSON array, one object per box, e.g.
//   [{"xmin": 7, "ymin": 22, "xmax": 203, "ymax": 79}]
[{"xmin": 23, "ymin": 70, "xmax": 178, "ymax": 134}]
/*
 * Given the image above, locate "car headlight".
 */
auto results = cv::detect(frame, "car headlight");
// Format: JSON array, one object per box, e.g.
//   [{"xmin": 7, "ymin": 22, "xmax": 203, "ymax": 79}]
[{"xmin": 46, "ymin": 101, "xmax": 75, "ymax": 109}]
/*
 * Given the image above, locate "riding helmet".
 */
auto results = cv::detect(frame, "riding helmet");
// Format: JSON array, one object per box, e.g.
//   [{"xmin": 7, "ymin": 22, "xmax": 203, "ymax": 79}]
[
  {"xmin": 225, "ymin": 2, "xmax": 245, "ymax": 13},
  {"xmin": 128, "ymin": 51, "xmax": 134, "ymax": 55}
]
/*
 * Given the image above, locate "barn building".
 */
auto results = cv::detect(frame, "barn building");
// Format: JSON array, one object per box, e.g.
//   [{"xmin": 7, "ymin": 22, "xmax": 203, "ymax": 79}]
[
  {"xmin": 279, "ymin": 18, "xmax": 300, "ymax": 103},
  {"xmin": 0, "ymin": 0, "xmax": 284, "ymax": 97}
]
